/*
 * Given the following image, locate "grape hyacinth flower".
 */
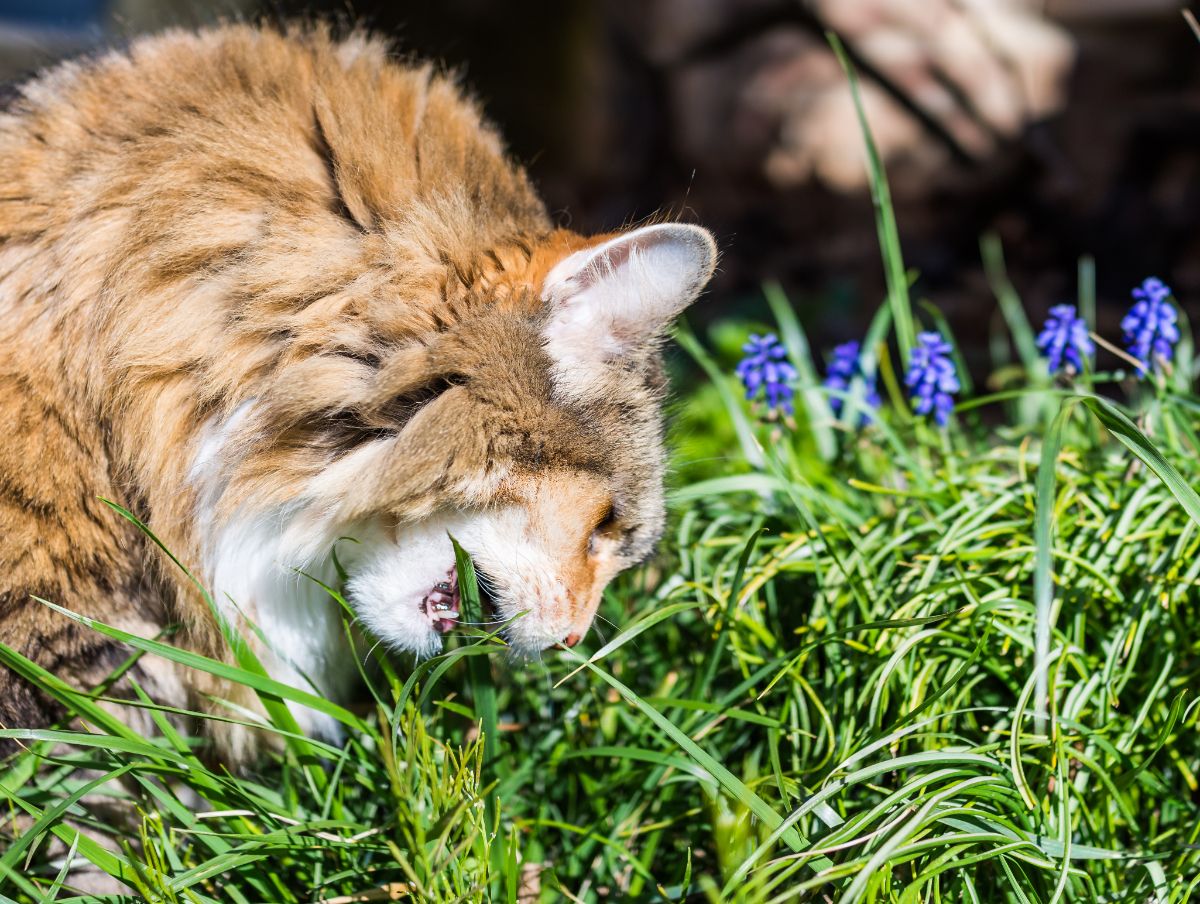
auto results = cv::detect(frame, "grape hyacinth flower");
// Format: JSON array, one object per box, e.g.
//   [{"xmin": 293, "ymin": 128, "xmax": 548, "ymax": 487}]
[
  {"xmin": 736, "ymin": 333, "xmax": 797, "ymax": 416},
  {"xmin": 823, "ymin": 340, "xmax": 881, "ymax": 423},
  {"xmin": 1122, "ymin": 277, "xmax": 1179, "ymax": 378},
  {"xmin": 905, "ymin": 332, "xmax": 959, "ymax": 427},
  {"xmin": 1036, "ymin": 304, "xmax": 1093, "ymax": 375}
]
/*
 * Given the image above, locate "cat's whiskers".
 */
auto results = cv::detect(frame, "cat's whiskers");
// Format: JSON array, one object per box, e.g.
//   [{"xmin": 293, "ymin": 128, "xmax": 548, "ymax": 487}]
[{"xmin": 360, "ymin": 637, "xmax": 387, "ymax": 670}]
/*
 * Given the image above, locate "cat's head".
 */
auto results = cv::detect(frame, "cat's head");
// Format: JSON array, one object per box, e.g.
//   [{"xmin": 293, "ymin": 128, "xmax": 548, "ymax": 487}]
[
  {"xmin": 196, "ymin": 222, "xmax": 716, "ymax": 657},
  {"xmin": 331, "ymin": 222, "xmax": 716, "ymax": 654}
]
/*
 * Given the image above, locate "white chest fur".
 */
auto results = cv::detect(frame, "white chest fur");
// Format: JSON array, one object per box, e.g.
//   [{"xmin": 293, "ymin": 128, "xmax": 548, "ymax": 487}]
[
  {"xmin": 190, "ymin": 405, "xmax": 359, "ymax": 740},
  {"xmin": 206, "ymin": 513, "xmax": 358, "ymax": 739}
]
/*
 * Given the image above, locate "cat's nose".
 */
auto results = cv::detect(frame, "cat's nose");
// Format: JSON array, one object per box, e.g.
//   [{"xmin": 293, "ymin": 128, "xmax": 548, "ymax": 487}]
[{"xmin": 563, "ymin": 632, "xmax": 582, "ymax": 648}]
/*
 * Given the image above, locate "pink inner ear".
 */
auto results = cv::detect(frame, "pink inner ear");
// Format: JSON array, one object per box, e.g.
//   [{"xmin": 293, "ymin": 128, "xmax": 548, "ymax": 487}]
[
  {"xmin": 541, "ymin": 223, "xmax": 717, "ymax": 370},
  {"xmin": 548, "ymin": 223, "xmax": 716, "ymax": 307},
  {"xmin": 573, "ymin": 233, "xmax": 647, "ymax": 291}
]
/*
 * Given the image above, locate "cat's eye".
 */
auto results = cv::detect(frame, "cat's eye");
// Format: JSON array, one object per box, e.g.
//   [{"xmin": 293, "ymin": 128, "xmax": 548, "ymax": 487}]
[
  {"xmin": 589, "ymin": 503, "xmax": 618, "ymax": 555},
  {"xmin": 325, "ymin": 373, "xmax": 461, "ymax": 456},
  {"xmin": 596, "ymin": 503, "xmax": 617, "ymax": 533},
  {"xmin": 378, "ymin": 374, "xmax": 462, "ymax": 427}
]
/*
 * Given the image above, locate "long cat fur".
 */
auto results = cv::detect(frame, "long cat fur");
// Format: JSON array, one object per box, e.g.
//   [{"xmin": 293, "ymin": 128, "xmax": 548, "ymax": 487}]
[{"xmin": 0, "ymin": 23, "xmax": 716, "ymax": 761}]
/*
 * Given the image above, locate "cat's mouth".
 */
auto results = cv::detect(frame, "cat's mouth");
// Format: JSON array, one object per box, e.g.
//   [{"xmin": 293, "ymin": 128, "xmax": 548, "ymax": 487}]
[{"xmin": 422, "ymin": 567, "xmax": 460, "ymax": 633}]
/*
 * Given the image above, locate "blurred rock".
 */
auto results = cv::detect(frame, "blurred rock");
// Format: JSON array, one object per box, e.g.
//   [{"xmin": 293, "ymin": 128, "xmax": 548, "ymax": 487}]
[
  {"xmin": 644, "ymin": 0, "xmax": 1077, "ymax": 195},
  {"xmin": 584, "ymin": 0, "xmax": 1200, "ymax": 347}
]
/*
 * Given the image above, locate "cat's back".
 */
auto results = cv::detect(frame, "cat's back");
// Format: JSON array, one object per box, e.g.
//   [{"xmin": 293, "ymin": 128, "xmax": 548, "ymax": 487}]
[{"xmin": 0, "ymin": 23, "xmax": 549, "ymax": 287}]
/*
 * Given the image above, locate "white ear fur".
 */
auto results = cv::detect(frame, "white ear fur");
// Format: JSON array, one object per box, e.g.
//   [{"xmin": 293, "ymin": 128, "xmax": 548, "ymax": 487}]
[{"xmin": 541, "ymin": 223, "xmax": 717, "ymax": 378}]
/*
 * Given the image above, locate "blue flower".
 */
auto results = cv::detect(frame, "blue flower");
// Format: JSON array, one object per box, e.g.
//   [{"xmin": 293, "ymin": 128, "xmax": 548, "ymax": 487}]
[
  {"xmin": 736, "ymin": 333, "xmax": 797, "ymax": 416},
  {"xmin": 824, "ymin": 340, "xmax": 881, "ymax": 423},
  {"xmin": 905, "ymin": 332, "xmax": 959, "ymax": 426},
  {"xmin": 1036, "ymin": 304, "xmax": 1093, "ymax": 375},
  {"xmin": 1122, "ymin": 277, "xmax": 1179, "ymax": 378}
]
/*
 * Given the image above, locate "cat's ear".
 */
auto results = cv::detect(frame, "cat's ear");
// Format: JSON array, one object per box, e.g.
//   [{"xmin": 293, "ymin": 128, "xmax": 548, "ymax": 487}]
[{"xmin": 541, "ymin": 223, "xmax": 717, "ymax": 373}]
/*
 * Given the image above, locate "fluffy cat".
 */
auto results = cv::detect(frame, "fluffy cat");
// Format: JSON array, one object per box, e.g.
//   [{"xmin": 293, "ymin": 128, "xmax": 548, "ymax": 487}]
[{"xmin": 0, "ymin": 23, "xmax": 716, "ymax": 759}]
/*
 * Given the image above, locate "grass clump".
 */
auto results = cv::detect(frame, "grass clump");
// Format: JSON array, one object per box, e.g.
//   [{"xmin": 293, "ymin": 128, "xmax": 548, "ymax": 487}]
[{"xmin": 4, "ymin": 47, "xmax": 1200, "ymax": 903}]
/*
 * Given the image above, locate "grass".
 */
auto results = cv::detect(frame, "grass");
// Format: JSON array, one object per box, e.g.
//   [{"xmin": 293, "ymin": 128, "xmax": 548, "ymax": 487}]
[{"xmin": 5, "ymin": 48, "xmax": 1200, "ymax": 903}]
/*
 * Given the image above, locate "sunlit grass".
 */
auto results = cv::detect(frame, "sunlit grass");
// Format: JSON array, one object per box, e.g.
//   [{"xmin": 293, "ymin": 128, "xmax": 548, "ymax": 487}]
[{"xmin": 5, "ymin": 365, "xmax": 1200, "ymax": 901}]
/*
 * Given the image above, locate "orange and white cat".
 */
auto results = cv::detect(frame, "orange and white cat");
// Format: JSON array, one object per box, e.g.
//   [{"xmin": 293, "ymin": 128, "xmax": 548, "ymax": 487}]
[{"xmin": 0, "ymin": 24, "xmax": 715, "ymax": 757}]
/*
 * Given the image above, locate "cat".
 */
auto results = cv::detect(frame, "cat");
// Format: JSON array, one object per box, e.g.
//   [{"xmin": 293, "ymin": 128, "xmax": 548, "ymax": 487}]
[{"xmin": 0, "ymin": 23, "xmax": 716, "ymax": 761}]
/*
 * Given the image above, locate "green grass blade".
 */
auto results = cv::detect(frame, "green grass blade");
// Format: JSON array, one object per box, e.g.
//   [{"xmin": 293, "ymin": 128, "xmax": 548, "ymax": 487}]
[
  {"xmin": 675, "ymin": 322, "xmax": 765, "ymax": 468},
  {"xmin": 1084, "ymin": 396, "xmax": 1200, "ymax": 526},
  {"xmin": 32, "ymin": 599, "xmax": 368, "ymax": 734},
  {"xmin": 827, "ymin": 31, "xmax": 915, "ymax": 361},
  {"xmin": 576, "ymin": 655, "xmax": 815, "ymax": 859},
  {"xmin": 1033, "ymin": 402, "xmax": 1074, "ymax": 734},
  {"xmin": 763, "ymin": 280, "xmax": 836, "ymax": 461}
]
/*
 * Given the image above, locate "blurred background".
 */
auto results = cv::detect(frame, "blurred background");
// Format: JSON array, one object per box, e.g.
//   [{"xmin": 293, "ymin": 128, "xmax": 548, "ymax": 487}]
[{"xmin": 1, "ymin": 0, "xmax": 1198, "ymax": 374}]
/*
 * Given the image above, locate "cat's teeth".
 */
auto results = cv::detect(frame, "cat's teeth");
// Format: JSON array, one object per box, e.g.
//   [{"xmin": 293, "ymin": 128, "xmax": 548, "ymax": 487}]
[
  {"xmin": 423, "ymin": 565, "xmax": 461, "ymax": 633},
  {"xmin": 431, "ymin": 605, "xmax": 460, "ymax": 633}
]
